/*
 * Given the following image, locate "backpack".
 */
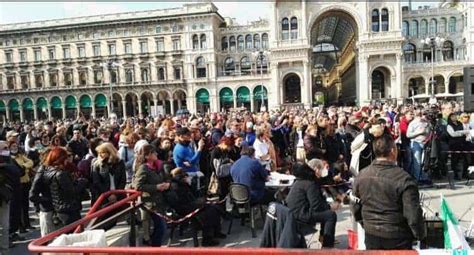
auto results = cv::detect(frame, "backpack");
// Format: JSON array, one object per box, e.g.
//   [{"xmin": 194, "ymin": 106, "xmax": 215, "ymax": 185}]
[{"xmin": 213, "ymin": 158, "xmax": 232, "ymax": 178}]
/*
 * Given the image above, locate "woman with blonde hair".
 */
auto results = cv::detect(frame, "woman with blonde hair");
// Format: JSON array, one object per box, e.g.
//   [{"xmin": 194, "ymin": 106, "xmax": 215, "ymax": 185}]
[
  {"xmin": 157, "ymin": 118, "xmax": 175, "ymax": 138},
  {"xmin": 91, "ymin": 142, "xmax": 126, "ymax": 205}
]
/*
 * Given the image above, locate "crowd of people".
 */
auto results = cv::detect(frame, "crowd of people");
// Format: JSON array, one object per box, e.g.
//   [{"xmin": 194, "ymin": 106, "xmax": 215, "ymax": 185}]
[{"xmin": 0, "ymin": 100, "xmax": 472, "ymax": 251}]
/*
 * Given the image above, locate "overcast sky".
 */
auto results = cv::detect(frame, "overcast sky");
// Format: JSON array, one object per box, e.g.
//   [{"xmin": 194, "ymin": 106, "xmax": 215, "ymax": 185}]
[{"xmin": 0, "ymin": 1, "xmax": 436, "ymax": 25}]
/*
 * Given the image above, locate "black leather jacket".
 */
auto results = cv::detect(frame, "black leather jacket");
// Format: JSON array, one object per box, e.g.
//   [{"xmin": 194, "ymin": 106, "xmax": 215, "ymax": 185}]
[
  {"xmin": 91, "ymin": 159, "xmax": 126, "ymax": 204},
  {"xmin": 354, "ymin": 160, "xmax": 426, "ymax": 240},
  {"xmin": 29, "ymin": 165, "xmax": 55, "ymax": 212},
  {"xmin": 49, "ymin": 166, "xmax": 87, "ymax": 214}
]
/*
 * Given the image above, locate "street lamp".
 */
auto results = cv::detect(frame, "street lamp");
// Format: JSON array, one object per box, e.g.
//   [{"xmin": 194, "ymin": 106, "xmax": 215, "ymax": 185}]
[
  {"xmin": 252, "ymin": 49, "xmax": 269, "ymax": 112},
  {"xmin": 100, "ymin": 60, "xmax": 120, "ymax": 117},
  {"xmin": 421, "ymin": 36, "xmax": 445, "ymax": 105}
]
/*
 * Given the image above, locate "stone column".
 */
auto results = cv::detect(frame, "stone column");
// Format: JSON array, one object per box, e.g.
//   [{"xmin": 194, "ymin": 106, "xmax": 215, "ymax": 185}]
[
  {"xmin": 122, "ymin": 100, "xmax": 127, "ymax": 119},
  {"xmin": 19, "ymin": 106, "xmax": 24, "ymax": 122},
  {"xmin": 303, "ymin": 60, "xmax": 311, "ymax": 108},
  {"xmin": 233, "ymin": 96, "xmax": 238, "ymax": 109},
  {"xmin": 134, "ymin": 64, "xmax": 141, "ymax": 84},
  {"xmin": 76, "ymin": 104, "xmax": 81, "ymax": 119},
  {"xmin": 153, "ymin": 99, "xmax": 158, "ymax": 116},
  {"xmin": 356, "ymin": 54, "xmax": 370, "ymax": 106},
  {"xmin": 250, "ymin": 94, "xmax": 255, "ymax": 113},
  {"xmin": 88, "ymin": 67, "xmax": 94, "ymax": 86},
  {"xmin": 118, "ymin": 66, "xmax": 125, "ymax": 85},
  {"xmin": 15, "ymin": 72, "xmax": 21, "ymax": 90},
  {"xmin": 445, "ymin": 80, "xmax": 450, "ymax": 94},
  {"xmin": 425, "ymin": 77, "xmax": 430, "ymax": 95},
  {"xmin": 103, "ymin": 67, "xmax": 110, "ymax": 85},
  {"xmin": 72, "ymin": 68, "xmax": 80, "ymax": 87},
  {"xmin": 47, "ymin": 104, "xmax": 52, "ymax": 121},
  {"xmin": 150, "ymin": 63, "xmax": 157, "ymax": 82},
  {"xmin": 33, "ymin": 103, "xmax": 38, "ymax": 120},
  {"xmin": 137, "ymin": 99, "xmax": 143, "ymax": 117},
  {"xmin": 58, "ymin": 69, "xmax": 64, "ymax": 87},
  {"xmin": 301, "ymin": 0, "xmax": 307, "ymax": 40},
  {"xmin": 170, "ymin": 99, "xmax": 175, "ymax": 115},
  {"xmin": 5, "ymin": 106, "xmax": 10, "ymax": 121},
  {"xmin": 62, "ymin": 105, "xmax": 66, "ymax": 120},
  {"xmin": 44, "ymin": 71, "xmax": 50, "ymax": 88},
  {"xmin": 91, "ymin": 103, "xmax": 96, "ymax": 119},
  {"xmin": 269, "ymin": 63, "xmax": 280, "ymax": 110},
  {"xmin": 395, "ymin": 53, "xmax": 403, "ymax": 104},
  {"xmin": 1, "ymin": 74, "xmax": 8, "ymax": 90}
]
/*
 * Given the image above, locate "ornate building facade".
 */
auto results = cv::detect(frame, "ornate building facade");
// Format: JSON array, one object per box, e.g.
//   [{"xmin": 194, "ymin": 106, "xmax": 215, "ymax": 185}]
[{"xmin": 0, "ymin": 1, "xmax": 471, "ymax": 121}]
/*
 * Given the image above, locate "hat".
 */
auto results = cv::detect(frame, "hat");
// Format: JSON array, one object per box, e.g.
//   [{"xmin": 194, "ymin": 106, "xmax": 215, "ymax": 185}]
[
  {"xmin": 176, "ymin": 127, "xmax": 191, "ymax": 136},
  {"xmin": 307, "ymin": 159, "xmax": 323, "ymax": 171},
  {"xmin": 6, "ymin": 130, "xmax": 19, "ymax": 140}
]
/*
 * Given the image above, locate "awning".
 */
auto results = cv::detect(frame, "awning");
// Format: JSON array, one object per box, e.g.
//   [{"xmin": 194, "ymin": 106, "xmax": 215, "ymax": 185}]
[
  {"xmin": 0, "ymin": 101, "xmax": 5, "ymax": 112},
  {"xmin": 95, "ymin": 94, "xmax": 107, "ymax": 107},
  {"xmin": 219, "ymin": 88, "xmax": 234, "ymax": 103},
  {"xmin": 50, "ymin": 97, "xmax": 62, "ymax": 110},
  {"xmin": 196, "ymin": 89, "xmax": 210, "ymax": 104},
  {"xmin": 80, "ymin": 95, "xmax": 92, "ymax": 108},
  {"xmin": 37, "ymin": 97, "xmax": 47, "ymax": 110},
  {"xmin": 22, "ymin": 98, "xmax": 33, "ymax": 110},
  {"xmin": 237, "ymin": 87, "xmax": 250, "ymax": 103},
  {"xmin": 253, "ymin": 85, "xmax": 268, "ymax": 100},
  {"xmin": 8, "ymin": 100, "xmax": 19, "ymax": 112},
  {"xmin": 65, "ymin": 96, "xmax": 77, "ymax": 109}
]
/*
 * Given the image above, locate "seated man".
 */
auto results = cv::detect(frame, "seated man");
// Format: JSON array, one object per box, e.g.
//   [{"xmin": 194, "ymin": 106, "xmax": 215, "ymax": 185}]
[
  {"xmin": 285, "ymin": 159, "xmax": 339, "ymax": 248},
  {"xmin": 230, "ymin": 145, "xmax": 274, "ymax": 205}
]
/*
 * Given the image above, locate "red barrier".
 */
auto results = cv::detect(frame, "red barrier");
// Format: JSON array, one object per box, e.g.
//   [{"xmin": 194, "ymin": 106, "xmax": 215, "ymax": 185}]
[{"xmin": 28, "ymin": 189, "xmax": 418, "ymax": 255}]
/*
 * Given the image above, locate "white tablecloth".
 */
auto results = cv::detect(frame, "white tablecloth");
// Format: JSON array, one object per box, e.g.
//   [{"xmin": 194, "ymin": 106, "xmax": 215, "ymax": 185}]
[{"xmin": 265, "ymin": 172, "xmax": 296, "ymax": 188}]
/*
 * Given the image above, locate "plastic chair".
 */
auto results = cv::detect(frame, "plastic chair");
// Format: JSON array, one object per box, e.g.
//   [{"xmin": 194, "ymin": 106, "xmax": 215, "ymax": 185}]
[{"xmin": 227, "ymin": 183, "xmax": 264, "ymax": 238}]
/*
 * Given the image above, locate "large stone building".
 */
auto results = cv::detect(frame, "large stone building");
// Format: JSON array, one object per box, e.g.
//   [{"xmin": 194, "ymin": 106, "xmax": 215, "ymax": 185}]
[{"xmin": 0, "ymin": 1, "xmax": 471, "ymax": 121}]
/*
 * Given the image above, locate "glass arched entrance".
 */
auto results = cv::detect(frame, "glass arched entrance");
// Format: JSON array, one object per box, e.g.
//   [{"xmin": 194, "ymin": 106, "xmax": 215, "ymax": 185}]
[
  {"xmin": 371, "ymin": 67, "xmax": 391, "ymax": 100},
  {"xmin": 50, "ymin": 96, "xmax": 62, "ymax": 119},
  {"xmin": 65, "ymin": 96, "xmax": 77, "ymax": 119},
  {"xmin": 22, "ymin": 98, "xmax": 34, "ymax": 121},
  {"xmin": 219, "ymin": 87, "xmax": 234, "ymax": 111},
  {"xmin": 253, "ymin": 85, "xmax": 268, "ymax": 112},
  {"xmin": 8, "ymin": 99, "xmax": 20, "ymax": 121},
  {"xmin": 37, "ymin": 97, "xmax": 48, "ymax": 120},
  {"xmin": 95, "ymin": 94, "xmax": 108, "ymax": 118},
  {"xmin": 195, "ymin": 89, "xmax": 210, "ymax": 113},
  {"xmin": 283, "ymin": 74, "xmax": 301, "ymax": 103},
  {"xmin": 236, "ymin": 87, "xmax": 251, "ymax": 111},
  {"xmin": 79, "ymin": 95, "xmax": 92, "ymax": 119}
]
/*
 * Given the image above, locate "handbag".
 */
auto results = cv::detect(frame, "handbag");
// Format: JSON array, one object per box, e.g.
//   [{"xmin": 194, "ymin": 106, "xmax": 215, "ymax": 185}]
[
  {"xmin": 207, "ymin": 172, "xmax": 219, "ymax": 196},
  {"xmin": 213, "ymin": 158, "xmax": 232, "ymax": 178}
]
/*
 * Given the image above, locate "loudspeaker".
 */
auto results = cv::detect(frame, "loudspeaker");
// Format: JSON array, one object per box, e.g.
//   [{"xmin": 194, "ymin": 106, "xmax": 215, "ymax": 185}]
[{"xmin": 464, "ymin": 66, "xmax": 474, "ymax": 112}]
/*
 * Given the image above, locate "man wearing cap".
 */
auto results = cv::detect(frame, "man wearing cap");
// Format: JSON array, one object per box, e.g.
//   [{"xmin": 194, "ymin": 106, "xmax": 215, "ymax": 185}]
[
  {"xmin": 173, "ymin": 127, "xmax": 205, "ymax": 191},
  {"xmin": 6, "ymin": 130, "xmax": 19, "ymax": 143}
]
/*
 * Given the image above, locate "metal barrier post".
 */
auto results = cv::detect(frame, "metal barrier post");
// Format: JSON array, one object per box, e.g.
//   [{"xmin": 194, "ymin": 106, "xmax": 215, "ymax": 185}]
[
  {"xmin": 130, "ymin": 204, "xmax": 137, "ymax": 247},
  {"xmin": 446, "ymin": 153, "xmax": 455, "ymax": 190}
]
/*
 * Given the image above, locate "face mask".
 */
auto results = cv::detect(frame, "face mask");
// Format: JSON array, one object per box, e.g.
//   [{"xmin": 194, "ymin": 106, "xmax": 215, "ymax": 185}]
[
  {"xmin": 10, "ymin": 149, "xmax": 18, "ymax": 155},
  {"xmin": 320, "ymin": 167, "xmax": 329, "ymax": 178}
]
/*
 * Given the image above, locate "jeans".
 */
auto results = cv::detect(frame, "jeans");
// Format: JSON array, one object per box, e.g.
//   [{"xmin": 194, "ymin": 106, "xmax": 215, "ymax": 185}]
[
  {"xmin": 309, "ymin": 210, "xmax": 337, "ymax": 248},
  {"xmin": 402, "ymin": 144, "xmax": 412, "ymax": 174},
  {"xmin": 365, "ymin": 233, "xmax": 413, "ymax": 250},
  {"xmin": 411, "ymin": 141, "xmax": 427, "ymax": 181},
  {"xmin": 0, "ymin": 202, "xmax": 10, "ymax": 252},
  {"xmin": 149, "ymin": 212, "xmax": 167, "ymax": 247}
]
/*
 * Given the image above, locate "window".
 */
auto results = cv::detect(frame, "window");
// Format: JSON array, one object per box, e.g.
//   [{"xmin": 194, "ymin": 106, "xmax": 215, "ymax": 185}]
[
  {"xmin": 224, "ymin": 57, "xmax": 235, "ymax": 75},
  {"xmin": 7, "ymin": 76, "xmax": 15, "ymax": 89},
  {"xmin": 443, "ymin": 40, "xmax": 454, "ymax": 60},
  {"xmin": 253, "ymin": 34, "xmax": 260, "ymax": 49},
  {"xmin": 402, "ymin": 21, "xmax": 409, "ymax": 36},
  {"xmin": 262, "ymin": 33, "xmax": 269, "ymax": 49},
  {"xmin": 196, "ymin": 57, "xmax": 206, "ymax": 78},
  {"xmin": 403, "ymin": 43, "xmax": 416, "ymax": 63},
  {"xmin": 140, "ymin": 41, "xmax": 148, "ymax": 53},
  {"xmin": 411, "ymin": 20, "xmax": 419, "ymax": 37},
  {"xmin": 156, "ymin": 26, "xmax": 161, "ymax": 33},
  {"xmin": 94, "ymin": 70, "xmax": 103, "ymax": 84},
  {"xmin": 229, "ymin": 36, "xmax": 236, "ymax": 51},
  {"xmin": 192, "ymin": 34, "xmax": 199, "ymax": 50},
  {"xmin": 222, "ymin": 37, "xmax": 228, "ymax": 51},
  {"xmin": 372, "ymin": 9, "xmax": 379, "ymax": 32},
  {"xmin": 64, "ymin": 73, "xmax": 72, "ymax": 86},
  {"xmin": 200, "ymin": 34, "xmax": 206, "ymax": 49},
  {"xmin": 440, "ymin": 18, "xmax": 447, "ymax": 33},
  {"xmin": 21, "ymin": 75, "xmax": 29, "ymax": 89},
  {"xmin": 240, "ymin": 56, "xmax": 251, "ymax": 75},
  {"xmin": 381, "ymin": 8, "xmax": 389, "ymax": 31},
  {"xmin": 156, "ymin": 39, "xmax": 164, "ymax": 52},
  {"xmin": 420, "ymin": 19, "xmax": 428, "ymax": 36},
  {"xmin": 172, "ymin": 39, "xmax": 180, "ymax": 50},
  {"xmin": 79, "ymin": 71, "xmax": 87, "ymax": 86},
  {"xmin": 171, "ymin": 25, "xmax": 178, "ymax": 32},
  {"xmin": 449, "ymin": 17, "xmax": 456, "ymax": 32},
  {"xmin": 48, "ymin": 49, "xmax": 55, "ymax": 60},
  {"xmin": 245, "ymin": 34, "xmax": 252, "ymax": 49},
  {"xmin": 93, "ymin": 32, "xmax": 100, "ymax": 39},
  {"xmin": 108, "ymin": 30, "xmax": 114, "ymax": 37},
  {"xmin": 141, "ymin": 68, "xmax": 149, "ymax": 82},
  {"xmin": 237, "ymin": 35, "xmax": 244, "ymax": 51},
  {"xmin": 158, "ymin": 67, "xmax": 165, "ymax": 80},
  {"xmin": 34, "ymin": 49, "xmax": 42, "ymax": 61},
  {"xmin": 63, "ymin": 47, "xmax": 70, "ymax": 59},
  {"xmin": 50, "ymin": 73, "xmax": 58, "ymax": 87},
  {"xmin": 290, "ymin": 17, "xmax": 298, "ymax": 39},
  {"xmin": 429, "ymin": 18, "xmax": 437, "ymax": 35},
  {"xmin": 174, "ymin": 67, "xmax": 181, "ymax": 80},
  {"xmin": 108, "ymin": 44, "xmax": 116, "ymax": 55},
  {"xmin": 281, "ymin": 18, "xmax": 289, "ymax": 40},
  {"xmin": 139, "ymin": 27, "xmax": 146, "ymax": 35},
  {"xmin": 93, "ymin": 44, "xmax": 101, "ymax": 56},
  {"xmin": 20, "ymin": 51, "xmax": 27, "ymax": 62},
  {"xmin": 125, "ymin": 69, "xmax": 133, "ymax": 83},
  {"xmin": 124, "ymin": 42, "xmax": 132, "ymax": 54},
  {"xmin": 35, "ymin": 74, "xmax": 43, "ymax": 88},
  {"xmin": 257, "ymin": 55, "xmax": 268, "ymax": 73},
  {"xmin": 5, "ymin": 52, "xmax": 12, "ymax": 63},
  {"xmin": 78, "ymin": 46, "xmax": 86, "ymax": 58},
  {"xmin": 124, "ymin": 30, "xmax": 130, "ymax": 36},
  {"xmin": 110, "ymin": 70, "xmax": 117, "ymax": 83}
]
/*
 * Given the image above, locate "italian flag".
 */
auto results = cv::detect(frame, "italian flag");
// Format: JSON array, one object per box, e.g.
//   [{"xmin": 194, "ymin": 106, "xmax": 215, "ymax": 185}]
[{"xmin": 440, "ymin": 195, "xmax": 471, "ymax": 251}]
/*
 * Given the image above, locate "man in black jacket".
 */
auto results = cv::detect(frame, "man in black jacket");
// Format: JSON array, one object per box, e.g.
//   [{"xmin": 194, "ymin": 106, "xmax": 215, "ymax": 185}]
[{"xmin": 354, "ymin": 134, "xmax": 426, "ymax": 250}]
